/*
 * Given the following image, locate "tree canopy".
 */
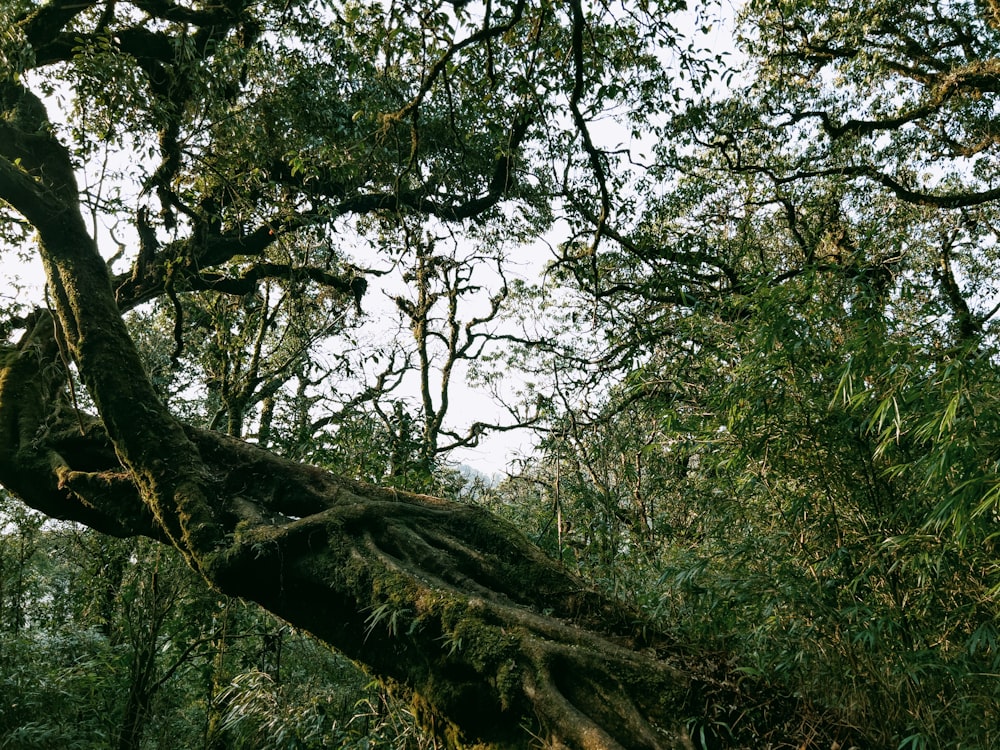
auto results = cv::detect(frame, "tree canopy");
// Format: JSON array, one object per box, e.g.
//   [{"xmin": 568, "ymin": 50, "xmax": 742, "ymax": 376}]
[{"xmin": 2, "ymin": 0, "xmax": 1000, "ymax": 748}]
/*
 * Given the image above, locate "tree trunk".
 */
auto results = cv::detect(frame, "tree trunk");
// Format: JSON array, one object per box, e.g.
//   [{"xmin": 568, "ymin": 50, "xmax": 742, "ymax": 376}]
[
  {"xmin": 117, "ymin": 639, "xmax": 157, "ymax": 750},
  {"xmin": 0, "ymin": 78, "xmax": 858, "ymax": 750},
  {"xmin": 0, "ymin": 313, "xmax": 690, "ymax": 749}
]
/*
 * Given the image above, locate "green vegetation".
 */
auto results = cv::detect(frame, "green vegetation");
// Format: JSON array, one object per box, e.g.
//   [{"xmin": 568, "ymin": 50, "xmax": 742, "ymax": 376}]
[{"xmin": 2, "ymin": 0, "xmax": 1000, "ymax": 747}]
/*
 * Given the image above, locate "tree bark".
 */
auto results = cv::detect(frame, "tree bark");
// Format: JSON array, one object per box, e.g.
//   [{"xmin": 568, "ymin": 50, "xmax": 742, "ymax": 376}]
[{"xmin": 0, "ymin": 310, "xmax": 692, "ymax": 749}]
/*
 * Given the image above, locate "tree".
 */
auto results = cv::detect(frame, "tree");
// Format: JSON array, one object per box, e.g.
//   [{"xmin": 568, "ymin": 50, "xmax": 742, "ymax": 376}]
[
  {"xmin": 0, "ymin": 0, "xmax": 764, "ymax": 748},
  {"xmin": 11, "ymin": 0, "xmax": 999, "ymax": 745}
]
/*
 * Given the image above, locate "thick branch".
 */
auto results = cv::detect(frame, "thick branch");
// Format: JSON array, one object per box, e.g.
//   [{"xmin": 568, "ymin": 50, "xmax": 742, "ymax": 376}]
[
  {"xmin": 0, "ymin": 316, "xmax": 694, "ymax": 747},
  {"xmin": 0, "ymin": 312, "xmax": 160, "ymax": 538}
]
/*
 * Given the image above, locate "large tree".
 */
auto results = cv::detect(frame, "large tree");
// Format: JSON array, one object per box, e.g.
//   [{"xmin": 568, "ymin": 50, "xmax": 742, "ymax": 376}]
[
  {"xmin": 0, "ymin": 0, "xmax": 738, "ymax": 748},
  {"xmin": 9, "ymin": 0, "xmax": 999, "ymax": 746}
]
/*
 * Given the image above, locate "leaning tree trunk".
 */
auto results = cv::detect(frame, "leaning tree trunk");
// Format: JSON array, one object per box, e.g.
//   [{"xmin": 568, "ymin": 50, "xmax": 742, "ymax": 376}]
[
  {"xmin": 0, "ymin": 312, "xmax": 690, "ymax": 749},
  {"xmin": 0, "ymin": 77, "xmax": 703, "ymax": 749},
  {"xmin": 0, "ymin": 81, "xmax": 859, "ymax": 750}
]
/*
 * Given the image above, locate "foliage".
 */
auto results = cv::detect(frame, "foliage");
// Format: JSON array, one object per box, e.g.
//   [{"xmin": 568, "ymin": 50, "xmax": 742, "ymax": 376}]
[
  {"xmin": 478, "ymin": 3, "xmax": 1000, "ymax": 744},
  {"xmin": 0, "ymin": 501, "xmax": 391, "ymax": 750},
  {"xmin": 4, "ymin": 0, "xmax": 1000, "ymax": 746}
]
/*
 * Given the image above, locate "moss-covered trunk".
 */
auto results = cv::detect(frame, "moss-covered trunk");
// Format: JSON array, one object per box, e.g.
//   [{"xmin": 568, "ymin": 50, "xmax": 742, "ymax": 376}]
[
  {"xmin": 0, "ymin": 65, "xmax": 862, "ymax": 750},
  {"xmin": 0, "ymin": 76, "xmax": 694, "ymax": 749},
  {"xmin": 0, "ymin": 311, "xmax": 690, "ymax": 748}
]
